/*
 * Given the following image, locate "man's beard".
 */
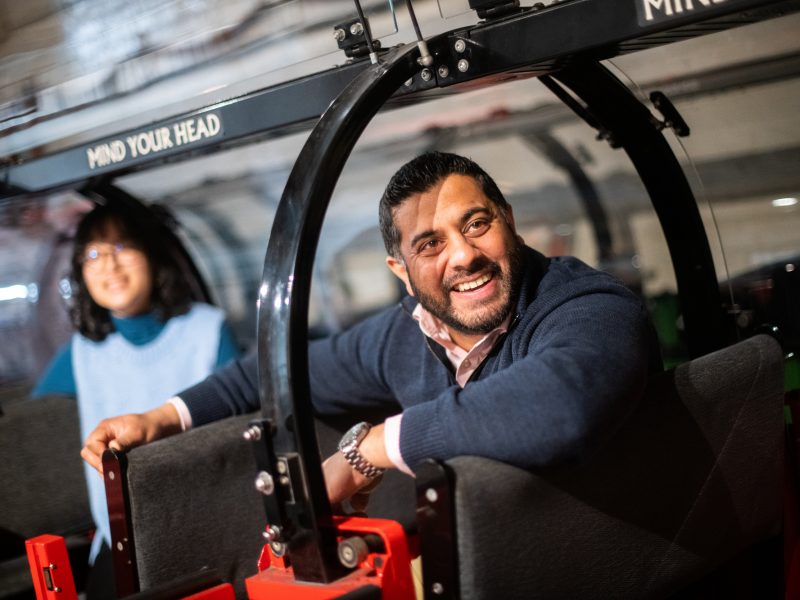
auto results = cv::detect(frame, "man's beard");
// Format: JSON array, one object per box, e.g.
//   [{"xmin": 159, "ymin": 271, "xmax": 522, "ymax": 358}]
[{"xmin": 408, "ymin": 241, "xmax": 525, "ymax": 336}]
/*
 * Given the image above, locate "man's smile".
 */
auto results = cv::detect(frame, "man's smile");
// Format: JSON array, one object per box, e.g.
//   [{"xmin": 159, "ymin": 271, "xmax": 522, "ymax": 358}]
[{"xmin": 452, "ymin": 272, "xmax": 493, "ymax": 293}]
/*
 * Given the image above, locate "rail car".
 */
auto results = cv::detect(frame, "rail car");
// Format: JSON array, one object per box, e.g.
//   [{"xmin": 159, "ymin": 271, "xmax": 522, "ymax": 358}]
[{"xmin": 1, "ymin": 0, "xmax": 799, "ymax": 598}]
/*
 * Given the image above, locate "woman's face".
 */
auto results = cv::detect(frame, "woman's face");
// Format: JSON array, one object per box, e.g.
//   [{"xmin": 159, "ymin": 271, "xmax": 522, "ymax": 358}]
[{"xmin": 81, "ymin": 224, "xmax": 153, "ymax": 318}]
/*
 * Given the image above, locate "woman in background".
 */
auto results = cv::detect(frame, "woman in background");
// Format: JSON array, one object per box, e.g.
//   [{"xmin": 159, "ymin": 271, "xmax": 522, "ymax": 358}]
[{"xmin": 34, "ymin": 202, "xmax": 239, "ymax": 599}]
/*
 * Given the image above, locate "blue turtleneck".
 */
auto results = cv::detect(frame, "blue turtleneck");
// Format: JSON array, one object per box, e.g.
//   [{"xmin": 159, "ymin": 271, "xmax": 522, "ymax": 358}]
[{"xmin": 32, "ymin": 310, "xmax": 239, "ymax": 397}]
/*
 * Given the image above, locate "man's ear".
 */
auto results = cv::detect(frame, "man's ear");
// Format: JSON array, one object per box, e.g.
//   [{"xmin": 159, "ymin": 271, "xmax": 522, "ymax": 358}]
[
  {"xmin": 386, "ymin": 255, "xmax": 414, "ymax": 296},
  {"xmin": 503, "ymin": 204, "xmax": 517, "ymax": 232}
]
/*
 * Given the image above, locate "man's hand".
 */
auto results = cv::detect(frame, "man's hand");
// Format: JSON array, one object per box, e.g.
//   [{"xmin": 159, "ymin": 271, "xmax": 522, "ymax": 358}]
[
  {"xmin": 322, "ymin": 423, "xmax": 391, "ymax": 511},
  {"xmin": 81, "ymin": 403, "xmax": 183, "ymax": 473}
]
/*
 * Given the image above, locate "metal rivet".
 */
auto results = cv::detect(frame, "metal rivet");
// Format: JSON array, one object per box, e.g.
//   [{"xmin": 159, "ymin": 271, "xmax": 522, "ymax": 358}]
[
  {"xmin": 333, "ymin": 28, "xmax": 346, "ymax": 42},
  {"xmin": 457, "ymin": 59, "xmax": 469, "ymax": 72},
  {"xmin": 108, "ymin": 471, "xmax": 115, "ymax": 480},
  {"xmin": 350, "ymin": 22, "xmax": 364, "ymax": 36},
  {"xmin": 426, "ymin": 488, "xmax": 438, "ymax": 503},
  {"xmin": 116, "ymin": 542, "xmax": 124, "ymax": 551},
  {"xmin": 437, "ymin": 65, "xmax": 449, "ymax": 78},
  {"xmin": 420, "ymin": 68, "xmax": 433, "ymax": 82},
  {"xmin": 243, "ymin": 425, "xmax": 262, "ymax": 441},
  {"xmin": 432, "ymin": 582, "xmax": 444, "ymax": 594},
  {"xmin": 276, "ymin": 460, "xmax": 287, "ymax": 474},
  {"xmin": 280, "ymin": 475, "xmax": 290, "ymax": 486},
  {"xmin": 254, "ymin": 471, "xmax": 274, "ymax": 495},
  {"xmin": 454, "ymin": 39, "xmax": 466, "ymax": 53}
]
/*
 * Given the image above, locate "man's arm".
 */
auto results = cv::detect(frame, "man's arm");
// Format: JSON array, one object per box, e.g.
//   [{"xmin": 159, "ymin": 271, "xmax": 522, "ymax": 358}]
[
  {"xmin": 81, "ymin": 353, "xmax": 261, "ymax": 471},
  {"xmin": 397, "ymin": 292, "xmax": 654, "ymax": 471},
  {"xmin": 81, "ymin": 402, "xmax": 183, "ymax": 472}
]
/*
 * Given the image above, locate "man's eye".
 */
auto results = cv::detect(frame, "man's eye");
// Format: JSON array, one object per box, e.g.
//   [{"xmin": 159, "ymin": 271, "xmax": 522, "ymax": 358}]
[
  {"xmin": 465, "ymin": 219, "xmax": 489, "ymax": 235},
  {"xmin": 418, "ymin": 239, "xmax": 440, "ymax": 254}
]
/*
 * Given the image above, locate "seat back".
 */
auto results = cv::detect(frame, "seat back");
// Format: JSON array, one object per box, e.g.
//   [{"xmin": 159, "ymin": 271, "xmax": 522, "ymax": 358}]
[
  {"xmin": 120, "ymin": 413, "xmax": 265, "ymax": 599},
  {"xmin": 0, "ymin": 394, "xmax": 92, "ymax": 539},
  {"xmin": 0, "ymin": 394, "xmax": 92, "ymax": 599},
  {"xmin": 446, "ymin": 334, "xmax": 785, "ymax": 599}
]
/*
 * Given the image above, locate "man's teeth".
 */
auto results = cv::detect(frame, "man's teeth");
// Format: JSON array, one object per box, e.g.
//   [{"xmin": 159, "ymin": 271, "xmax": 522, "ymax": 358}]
[{"xmin": 455, "ymin": 273, "xmax": 491, "ymax": 292}]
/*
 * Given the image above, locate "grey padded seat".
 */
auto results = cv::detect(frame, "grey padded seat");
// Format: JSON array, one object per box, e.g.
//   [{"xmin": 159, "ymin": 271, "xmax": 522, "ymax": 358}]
[
  {"xmin": 121, "ymin": 413, "xmax": 416, "ymax": 599},
  {"xmin": 122, "ymin": 413, "xmax": 266, "ymax": 599},
  {"xmin": 446, "ymin": 333, "xmax": 785, "ymax": 599},
  {"xmin": 0, "ymin": 394, "xmax": 92, "ymax": 599},
  {"xmin": 120, "ymin": 334, "xmax": 784, "ymax": 599}
]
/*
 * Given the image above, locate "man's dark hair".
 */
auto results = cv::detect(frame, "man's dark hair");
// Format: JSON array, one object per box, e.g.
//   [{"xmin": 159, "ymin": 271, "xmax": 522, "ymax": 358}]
[
  {"xmin": 70, "ymin": 203, "xmax": 193, "ymax": 341},
  {"xmin": 379, "ymin": 152, "xmax": 510, "ymax": 258}
]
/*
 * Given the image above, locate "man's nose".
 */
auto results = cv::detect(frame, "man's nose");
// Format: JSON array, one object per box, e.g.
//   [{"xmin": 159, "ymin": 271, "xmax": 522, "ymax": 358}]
[{"xmin": 446, "ymin": 234, "xmax": 481, "ymax": 270}]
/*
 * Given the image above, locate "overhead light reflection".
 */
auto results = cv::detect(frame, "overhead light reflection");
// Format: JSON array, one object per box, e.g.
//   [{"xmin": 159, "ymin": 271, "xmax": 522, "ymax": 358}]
[
  {"xmin": 0, "ymin": 284, "xmax": 33, "ymax": 302},
  {"xmin": 771, "ymin": 197, "xmax": 798, "ymax": 207}
]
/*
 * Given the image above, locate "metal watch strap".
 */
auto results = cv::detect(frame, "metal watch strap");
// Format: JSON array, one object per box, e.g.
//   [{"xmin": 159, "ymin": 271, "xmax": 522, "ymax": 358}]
[
  {"xmin": 341, "ymin": 445, "xmax": 385, "ymax": 478},
  {"xmin": 338, "ymin": 422, "xmax": 385, "ymax": 479}
]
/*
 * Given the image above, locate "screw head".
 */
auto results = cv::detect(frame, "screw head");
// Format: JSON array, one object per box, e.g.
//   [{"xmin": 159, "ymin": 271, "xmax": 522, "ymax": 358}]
[
  {"xmin": 333, "ymin": 28, "xmax": 346, "ymax": 42},
  {"xmin": 254, "ymin": 471, "xmax": 274, "ymax": 495},
  {"xmin": 420, "ymin": 68, "xmax": 433, "ymax": 82},
  {"xmin": 454, "ymin": 39, "xmax": 466, "ymax": 53},
  {"xmin": 350, "ymin": 22, "xmax": 364, "ymax": 36},
  {"xmin": 437, "ymin": 65, "xmax": 449, "ymax": 78},
  {"xmin": 243, "ymin": 425, "xmax": 261, "ymax": 441},
  {"xmin": 457, "ymin": 59, "xmax": 470, "ymax": 72},
  {"xmin": 426, "ymin": 488, "xmax": 438, "ymax": 503}
]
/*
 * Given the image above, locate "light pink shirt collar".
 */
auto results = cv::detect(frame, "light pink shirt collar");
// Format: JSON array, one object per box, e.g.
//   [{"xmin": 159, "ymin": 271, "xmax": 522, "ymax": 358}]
[{"xmin": 411, "ymin": 303, "xmax": 511, "ymax": 387}]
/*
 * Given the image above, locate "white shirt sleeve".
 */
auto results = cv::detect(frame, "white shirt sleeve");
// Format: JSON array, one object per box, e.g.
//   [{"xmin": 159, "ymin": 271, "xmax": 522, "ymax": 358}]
[
  {"xmin": 167, "ymin": 396, "xmax": 193, "ymax": 431},
  {"xmin": 383, "ymin": 413, "xmax": 415, "ymax": 476}
]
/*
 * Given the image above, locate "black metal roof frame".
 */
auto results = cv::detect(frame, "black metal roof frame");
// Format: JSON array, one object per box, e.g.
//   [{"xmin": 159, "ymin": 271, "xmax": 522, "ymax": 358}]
[{"xmin": 2, "ymin": 0, "xmax": 799, "ymax": 198}]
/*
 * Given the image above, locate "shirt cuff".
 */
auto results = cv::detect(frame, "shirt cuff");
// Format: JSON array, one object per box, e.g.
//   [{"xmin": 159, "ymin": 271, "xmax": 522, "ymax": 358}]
[
  {"xmin": 167, "ymin": 397, "xmax": 193, "ymax": 431},
  {"xmin": 384, "ymin": 414, "xmax": 414, "ymax": 477}
]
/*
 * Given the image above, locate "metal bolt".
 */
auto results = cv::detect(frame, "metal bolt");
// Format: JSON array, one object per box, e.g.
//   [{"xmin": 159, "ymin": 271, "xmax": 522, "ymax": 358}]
[
  {"xmin": 437, "ymin": 65, "xmax": 449, "ymax": 78},
  {"xmin": 243, "ymin": 425, "xmax": 261, "ymax": 441},
  {"xmin": 262, "ymin": 525, "xmax": 281, "ymax": 542},
  {"xmin": 270, "ymin": 541, "xmax": 286, "ymax": 557},
  {"xmin": 254, "ymin": 471, "xmax": 274, "ymax": 495},
  {"xmin": 457, "ymin": 59, "xmax": 470, "ymax": 72},
  {"xmin": 404, "ymin": 77, "xmax": 413, "ymax": 87},
  {"xmin": 454, "ymin": 39, "xmax": 466, "ymax": 53},
  {"xmin": 426, "ymin": 488, "xmax": 438, "ymax": 503},
  {"xmin": 420, "ymin": 68, "xmax": 432, "ymax": 82},
  {"xmin": 350, "ymin": 22, "xmax": 364, "ymax": 36},
  {"xmin": 432, "ymin": 582, "xmax": 444, "ymax": 594},
  {"xmin": 333, "ymin": 28, "xmax": 346, "ymax": 42}
]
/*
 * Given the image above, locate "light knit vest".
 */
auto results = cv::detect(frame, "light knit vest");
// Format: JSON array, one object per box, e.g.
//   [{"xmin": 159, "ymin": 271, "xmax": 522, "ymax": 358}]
[{"xmin": 72, "ymin": 303, "xmax": 223, "ymax": 561}]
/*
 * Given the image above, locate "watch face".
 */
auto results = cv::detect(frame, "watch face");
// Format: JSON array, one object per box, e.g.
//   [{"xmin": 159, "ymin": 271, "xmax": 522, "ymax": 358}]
[{"xmin": 340, "ymin": 422, "xmax": 368, "ymax": 451}]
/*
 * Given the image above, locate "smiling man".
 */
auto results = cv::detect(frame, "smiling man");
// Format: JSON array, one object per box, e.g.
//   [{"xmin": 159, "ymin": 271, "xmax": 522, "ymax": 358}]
[{"xmin": 82, "ymin": 152, "xmax": 660, "ymax": 506}]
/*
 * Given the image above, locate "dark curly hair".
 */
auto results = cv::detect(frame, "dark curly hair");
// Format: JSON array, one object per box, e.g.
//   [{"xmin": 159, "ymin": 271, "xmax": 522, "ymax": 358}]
[
  {"xmin": 70, "ymin": 202, "xmax": 193, "ymax": 341},
  {"xmin": 378, "ymin": 152, "xmax": 510, "ymax": 259}
]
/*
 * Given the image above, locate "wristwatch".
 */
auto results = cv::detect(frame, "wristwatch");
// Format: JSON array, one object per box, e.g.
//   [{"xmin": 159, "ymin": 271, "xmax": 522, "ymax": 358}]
[{"xmin": 338, "ymin": 422, "xmax": 385, "ymax": 478}]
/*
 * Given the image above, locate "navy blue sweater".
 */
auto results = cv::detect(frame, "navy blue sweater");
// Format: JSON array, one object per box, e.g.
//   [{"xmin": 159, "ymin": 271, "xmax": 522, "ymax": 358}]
[{"xmin": 181, "ymin": 247, "xmax": 659, "ymax": 470}]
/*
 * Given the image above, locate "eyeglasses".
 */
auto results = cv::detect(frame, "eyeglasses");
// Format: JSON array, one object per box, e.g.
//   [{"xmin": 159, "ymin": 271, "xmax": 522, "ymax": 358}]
[{"xmin": 81, "ymin": 243, "xmax": 144, "ymax": 270}]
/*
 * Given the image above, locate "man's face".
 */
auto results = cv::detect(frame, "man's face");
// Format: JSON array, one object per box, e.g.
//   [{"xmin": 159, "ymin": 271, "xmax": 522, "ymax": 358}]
[{"xmin": 386, "ymin": 174, "xmax": 524, "ymax": 344}]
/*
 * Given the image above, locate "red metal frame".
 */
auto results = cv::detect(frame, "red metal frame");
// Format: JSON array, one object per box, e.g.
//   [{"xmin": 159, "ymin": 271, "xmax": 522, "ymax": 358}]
[
  {"xmin": 246, "ymin": 516, "xmax": 417, "ymax": 600},
  {"xmin": 25, "ymin": 535, "xmax": 78, "ymax": 600}
]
